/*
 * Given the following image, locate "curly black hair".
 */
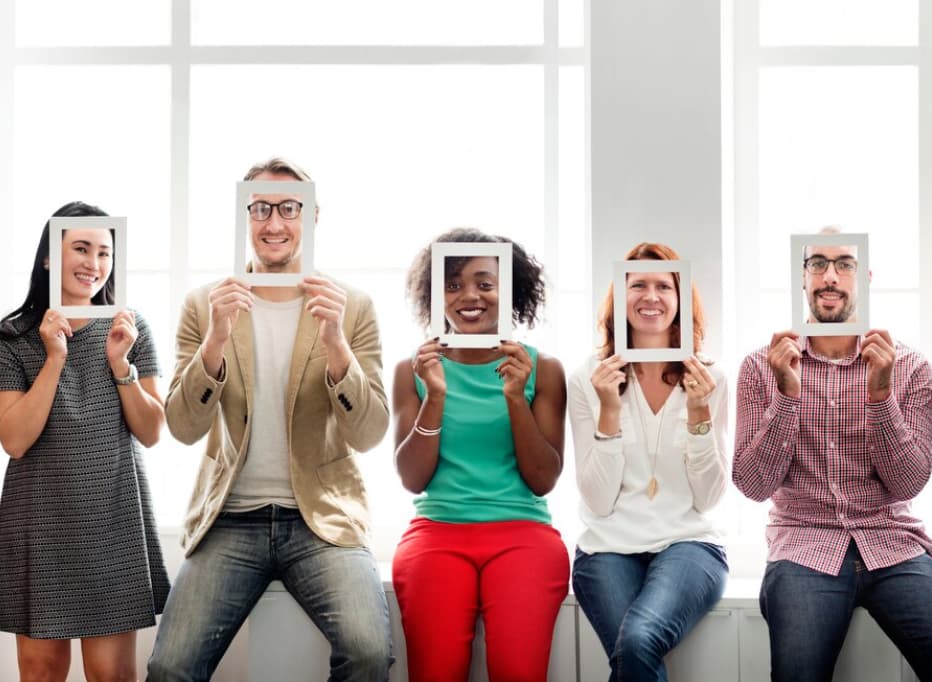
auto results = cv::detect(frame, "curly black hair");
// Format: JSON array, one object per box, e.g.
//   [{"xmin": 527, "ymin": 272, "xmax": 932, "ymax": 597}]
[{"xmin": 405, "ymin": 227, "xmax": 547, "ymax": 331}]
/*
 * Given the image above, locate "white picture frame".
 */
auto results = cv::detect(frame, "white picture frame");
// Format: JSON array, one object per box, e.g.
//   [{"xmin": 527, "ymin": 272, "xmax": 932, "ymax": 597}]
[
  {"xmin": 791, "ymin": 233, "xmax": 870, "ymax": 337},
  {"xmin": 49, "ymin": 216, "xmax": 127, "ymax": 319},
  {"xmin": 235, "ymin": 180, "xmax": 315, "ymax": 286},
  {"xmin": 430, "ymin": 242, "xmax": 513, "ymax": 349},
  {"xmin": 613, "ymin": 259, "xmax": 694, "ymax": 362}
]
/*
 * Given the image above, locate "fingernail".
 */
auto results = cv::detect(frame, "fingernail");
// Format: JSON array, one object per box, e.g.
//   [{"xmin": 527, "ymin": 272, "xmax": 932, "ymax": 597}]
[
  {"xmin": 433, "ymin": 336, "xmax": 440, "ymax": 341},
  {"xmin": 440, "ymin": 342, "xmax": 448, "ymax": 348}
]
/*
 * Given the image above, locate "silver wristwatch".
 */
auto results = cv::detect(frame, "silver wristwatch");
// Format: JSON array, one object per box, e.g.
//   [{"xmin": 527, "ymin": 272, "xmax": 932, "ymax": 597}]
[{"xmin": 114, "ymin": 363, "xmax": 138, "ymax": 386}]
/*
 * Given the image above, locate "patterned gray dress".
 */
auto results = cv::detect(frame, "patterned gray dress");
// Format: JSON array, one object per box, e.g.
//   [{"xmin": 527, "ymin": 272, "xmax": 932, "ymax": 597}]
[{"xmin": 0, "ymin": 313, "xmax": 170, "ymax": 639}]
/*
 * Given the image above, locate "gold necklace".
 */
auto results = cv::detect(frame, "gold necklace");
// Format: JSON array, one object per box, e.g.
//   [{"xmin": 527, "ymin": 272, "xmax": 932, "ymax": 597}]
[{"xmin": 632, "ymin": 374, "xmax": 666, "ymax": 501}]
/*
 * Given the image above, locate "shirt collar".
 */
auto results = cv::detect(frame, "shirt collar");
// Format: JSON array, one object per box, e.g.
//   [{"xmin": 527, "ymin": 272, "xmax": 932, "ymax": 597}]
[{"xmin": 800, "ymin": 334, "xmax": 863, "ymax": 366}]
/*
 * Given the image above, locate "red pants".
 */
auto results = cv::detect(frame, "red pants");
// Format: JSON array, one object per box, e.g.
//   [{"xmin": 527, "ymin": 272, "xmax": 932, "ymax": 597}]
[{"xmin": 392, "ymin": 518, "xmax": 569, "ymax": 682}]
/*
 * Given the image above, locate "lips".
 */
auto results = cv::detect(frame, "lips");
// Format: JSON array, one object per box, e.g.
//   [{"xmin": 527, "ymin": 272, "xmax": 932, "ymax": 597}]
[
  {"xmin": 74, "ymin": 272, "xmax": 98, "ymax": 286},
  {"xmin": 457, "ymin": 307, "xmax": 486, "ymax": 321},
  {"xmin": 816, "ymin": 287, "xmax": 846, "ymax": 304}
]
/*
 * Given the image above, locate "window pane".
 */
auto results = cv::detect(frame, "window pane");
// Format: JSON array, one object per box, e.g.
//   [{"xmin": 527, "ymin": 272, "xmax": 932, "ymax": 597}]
[
  {"xmin": 189, "ymin": 65, "xmax": 543, "ymax": 273},
  {"xmin": 191, "ymin": 0, "xmax": 542, "ymax": 46},
  {"xmin": 758, "ymin": 67, "xmax": 918, "ymax": 290},
  {"xmin": 559, "ymin": 0, "xmax": 584, "ymax": 48},
  {"xmin": 870, "ymin": 291, "xmax": 920, "ymax": 349},
  {"xmin": 760, "ymin": 0, "xmax": 917, "ymax": 46},
  {"xmin": 13, "ymin": 66, "xmax": 172, "ymax": 271},
  {"xmin": 558, "ymin": 66, "xmax": 586, "ymax": 290},
  {"xmin": 15, "ymin": 0, "xmax": 170, "ymax": 46}
]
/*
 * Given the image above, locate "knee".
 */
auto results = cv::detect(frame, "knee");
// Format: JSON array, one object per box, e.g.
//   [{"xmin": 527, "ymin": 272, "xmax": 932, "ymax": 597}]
[
  {"xmin": 18, "ymin": 656, "xmax": 69, "ymax": 682},
  {"xmin": 617, "ymin": 614, "xmax": 671, "ymax": 660},
  {"xmin": 337, "ymin": 630, "xmax": 393, "ymax": 678},
  {"xmin": 83, "ymin": 660, "xmax": 136, "ymax": 682},
  {"xmin": 146, "ymin": 648, "xmax": 194, "ymax": 682}
]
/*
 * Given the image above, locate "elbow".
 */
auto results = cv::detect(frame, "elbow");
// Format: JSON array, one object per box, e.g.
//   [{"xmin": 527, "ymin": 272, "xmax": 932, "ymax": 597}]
[
  {"xmin": 347, "ymin": 407, "xmax": 389, "ymax": 453},
  {"xmin": 398, "ymin": 471, "xmax": 427, "ymax": 495},
  {"xmin": 528, "ymin": 479, "xmax": 557, "ymax": 497},
  {"xmin": 3, "ymin": 444, "xmax": 27, "ymax": 460},
  {"xmin": 137, "ymin": 427, "xmax": 162, "ymax": 449},
  {"xmin": 886, "ymin": 478, "xmax": 930, "ymax": 502},
  {"xmin": 166, "ymin": 419, "xmax": 200, "ymax": 446},
  {"xmin": 693, "ymin": 484, "xmax": 727, "ymax": 513},
  {"xmin": 0, "ymin": 431, "xmax": 28, "ymax": 459}
]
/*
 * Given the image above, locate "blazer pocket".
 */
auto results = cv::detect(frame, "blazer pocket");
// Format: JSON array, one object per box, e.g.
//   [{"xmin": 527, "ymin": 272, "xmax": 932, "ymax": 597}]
[{"xmin": 316, "ymin": 456, "xmax": 370, "ymax": 531}]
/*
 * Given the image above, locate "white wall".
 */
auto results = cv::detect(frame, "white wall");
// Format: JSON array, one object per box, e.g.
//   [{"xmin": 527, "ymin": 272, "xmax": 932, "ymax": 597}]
[{"xmin": 590, "ymin": 0, "xmax": 723, "ymax": 358}]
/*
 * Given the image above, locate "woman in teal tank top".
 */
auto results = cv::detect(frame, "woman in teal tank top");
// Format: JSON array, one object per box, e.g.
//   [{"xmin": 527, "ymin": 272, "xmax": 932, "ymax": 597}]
[{"xmin": 391, "ymin": 228, "xmax": 570, "ymax": 681}]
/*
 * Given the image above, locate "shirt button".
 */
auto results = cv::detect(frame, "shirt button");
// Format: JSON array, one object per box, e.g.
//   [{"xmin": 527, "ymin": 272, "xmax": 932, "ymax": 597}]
[
  {"xmin": 829, "ymin": 400, "xmax": 836, "ymax": 407},
  {"xmin": 839, "ymin": 512, "xmax": 846, "ymax": 519},
  {"xmin": 829, "ymin": 442, "xmax": 835, "ymax": 448},
  {"xmin": 782, "ymin": 441, "xmax": 788, "ymax": 448}
]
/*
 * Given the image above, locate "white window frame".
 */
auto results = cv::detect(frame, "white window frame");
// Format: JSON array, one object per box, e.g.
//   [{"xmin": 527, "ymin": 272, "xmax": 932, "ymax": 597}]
[{"xmin": 0, "ymin": 1, "xmax": 589, "ymax": 542}]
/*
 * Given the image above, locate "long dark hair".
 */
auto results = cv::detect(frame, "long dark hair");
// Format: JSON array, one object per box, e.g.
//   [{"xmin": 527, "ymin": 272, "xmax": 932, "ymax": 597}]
[{"xmin": 0, "ymin": 201, "xmax": 112, "ymax": 339}]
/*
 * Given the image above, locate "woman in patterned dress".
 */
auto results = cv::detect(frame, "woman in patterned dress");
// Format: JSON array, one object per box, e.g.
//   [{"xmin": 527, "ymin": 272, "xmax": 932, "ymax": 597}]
[{"xmin": 0, "ymin": 202, "xmax": 169, "ymax": 681}]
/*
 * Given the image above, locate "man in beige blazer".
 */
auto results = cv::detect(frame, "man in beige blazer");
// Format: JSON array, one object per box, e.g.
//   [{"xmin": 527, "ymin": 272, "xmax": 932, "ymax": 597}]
[{"xmin": 147, "ymin": 158, "xmax": 392, "ymax": 682}]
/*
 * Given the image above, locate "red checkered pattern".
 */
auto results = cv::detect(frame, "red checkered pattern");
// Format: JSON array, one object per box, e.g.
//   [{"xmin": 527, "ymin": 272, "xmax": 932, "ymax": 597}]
[{"xmin": 734, "ymin": 336, "xmax": 932, "ymax": 576}]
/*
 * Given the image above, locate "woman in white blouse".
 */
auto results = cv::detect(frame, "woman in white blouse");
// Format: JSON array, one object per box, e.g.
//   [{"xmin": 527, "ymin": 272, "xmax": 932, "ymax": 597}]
[{"xmin": 569, "ymin": 242, "xmax": 729, "ymax": 681}]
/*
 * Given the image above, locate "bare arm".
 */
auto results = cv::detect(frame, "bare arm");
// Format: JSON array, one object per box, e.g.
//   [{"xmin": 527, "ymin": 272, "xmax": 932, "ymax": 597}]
[
  {"xmin": 500, "ymin": 345, "xmax": 566, "ymax": 496},
  {"xmin": 393, "ymin": 340, "xmax": 446, "ymax": 493},
  {"xmin": 0, "ymin": 310, "xmax": 71, "ymax": 458}
]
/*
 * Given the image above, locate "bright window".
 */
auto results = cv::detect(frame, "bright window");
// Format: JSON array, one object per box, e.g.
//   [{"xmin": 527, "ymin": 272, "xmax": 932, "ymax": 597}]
[{"xmin": 0, "ymin": 2, "xmax": 588, "ymax": 562}]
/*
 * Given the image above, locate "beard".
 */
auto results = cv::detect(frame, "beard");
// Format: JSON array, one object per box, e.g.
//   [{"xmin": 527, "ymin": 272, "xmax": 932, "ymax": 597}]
[{"xmin": 808, "ymin": 286, "xmax": 856, "ymax": 323}]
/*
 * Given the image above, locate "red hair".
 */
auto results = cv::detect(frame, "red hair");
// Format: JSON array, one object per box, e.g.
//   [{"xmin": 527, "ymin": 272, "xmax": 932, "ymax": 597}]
[{"xmin": 596, "ymin": 242, "xmax": 707, "ymax": 387}]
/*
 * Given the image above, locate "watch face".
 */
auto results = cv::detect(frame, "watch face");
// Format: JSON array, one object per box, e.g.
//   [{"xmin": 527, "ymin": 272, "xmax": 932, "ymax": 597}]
[{"xmin": 690, "ymin": 421, "xmax": 711, "ymax": 435}]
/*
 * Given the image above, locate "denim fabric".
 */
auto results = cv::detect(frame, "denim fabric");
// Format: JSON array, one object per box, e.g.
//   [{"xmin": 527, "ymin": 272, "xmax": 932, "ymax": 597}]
[
  {"xmin": 760, "ymin": 541, "xmax": 932, "ymax": 682},
  {"xmin": 147, "ymin": 506, "xmax": 392, "ymax": 682},
  {"xmin": 572, "ymin": 541, "xmax": 728, "ymax": 682}
]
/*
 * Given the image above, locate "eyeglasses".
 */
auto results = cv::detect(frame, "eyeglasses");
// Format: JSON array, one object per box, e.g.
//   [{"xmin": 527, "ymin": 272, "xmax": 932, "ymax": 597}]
[
  {"xmin": 804, "ymin": 256, "xmax": 858, "ymax": 276},
  {"xmin": 246, "ymin": 200, "xmax": 303, "ymax": 221}
]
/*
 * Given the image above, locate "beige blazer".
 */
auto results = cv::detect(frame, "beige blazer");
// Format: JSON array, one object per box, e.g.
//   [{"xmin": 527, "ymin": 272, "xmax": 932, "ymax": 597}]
[{"xmin": 164, "ymin": 279, "xmax": 389, "ymax": 555}]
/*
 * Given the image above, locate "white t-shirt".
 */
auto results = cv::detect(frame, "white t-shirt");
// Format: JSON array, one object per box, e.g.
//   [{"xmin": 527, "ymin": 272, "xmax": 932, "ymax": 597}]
[
  {"xmin": 224, "ymin": 295, "xmax": 304, "ymax": 512},
  {"xmin": 568, "ymin": 355, "xmax": 729, "ymax": 554}
]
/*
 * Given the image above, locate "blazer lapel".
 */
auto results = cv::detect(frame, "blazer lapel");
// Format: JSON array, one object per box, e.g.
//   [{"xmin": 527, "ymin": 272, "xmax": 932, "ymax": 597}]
[
  {"xmin": 287, "ymin": 303, "xmax": 321, "ymax": 420},
  {"xmin": 230, "ymin": 310, "xmax": 255, "ymax": 416}
]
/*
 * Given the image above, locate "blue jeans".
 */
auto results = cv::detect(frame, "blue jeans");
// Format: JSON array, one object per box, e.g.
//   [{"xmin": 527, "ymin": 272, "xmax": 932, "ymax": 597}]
[
  {"xmin": 760, "ymin": 542, "xmax": 932, "ymax": 682},
  {"xmin": 572, "ymin": 541, "xmax": 728, "ymax": 682},
  {"xmin": 146, "ymin": 506, "xmax": 392, "ymax": 682}
]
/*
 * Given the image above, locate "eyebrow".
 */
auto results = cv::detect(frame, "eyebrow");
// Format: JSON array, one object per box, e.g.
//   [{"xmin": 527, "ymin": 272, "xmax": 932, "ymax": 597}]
[{"xmin": 71, "ymin": 239, "xmax": 112, "ymax": 250}]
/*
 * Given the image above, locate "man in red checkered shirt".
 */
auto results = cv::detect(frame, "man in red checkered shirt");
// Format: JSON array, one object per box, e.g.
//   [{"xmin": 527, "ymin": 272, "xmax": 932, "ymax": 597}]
[{"xmin": 734, "ymin": 235, "xmax": 932, "ymax": 682}]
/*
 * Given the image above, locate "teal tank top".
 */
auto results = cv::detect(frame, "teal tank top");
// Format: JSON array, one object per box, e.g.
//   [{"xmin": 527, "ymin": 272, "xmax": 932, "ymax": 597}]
[{"xmin": 413, "ymin": 344, "xmax": 552, "ymax": 523}]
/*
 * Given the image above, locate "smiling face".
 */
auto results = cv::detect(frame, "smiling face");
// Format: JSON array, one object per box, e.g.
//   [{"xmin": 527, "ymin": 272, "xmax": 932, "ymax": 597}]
[
  {"xmin": 625, "ymin": 271, "xmax": 678, "ymax": 347},
  {"xmin": 443, "ymin": 255, "xmax": 500, "ymax": 335},
  {"xmin": 248, "ymin": 170, "xmax": 304, "ymax": 273},
  {"xmin": 804, "ymin": 244, "xmax": 858, "ymax": 323},
  {"xmin": 60, "ymin": 228, "xmax": 114, "ymax": 306}
]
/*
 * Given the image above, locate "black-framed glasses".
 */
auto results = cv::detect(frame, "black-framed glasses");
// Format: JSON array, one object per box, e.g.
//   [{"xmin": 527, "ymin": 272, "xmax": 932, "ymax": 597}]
[
  {"xmin": 246, "ymin": 200, "xmax": 303, "ymax": 221},
  {"xmin": 804, "ymin": 256, "xmax": 858, "ymax": 276}
]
